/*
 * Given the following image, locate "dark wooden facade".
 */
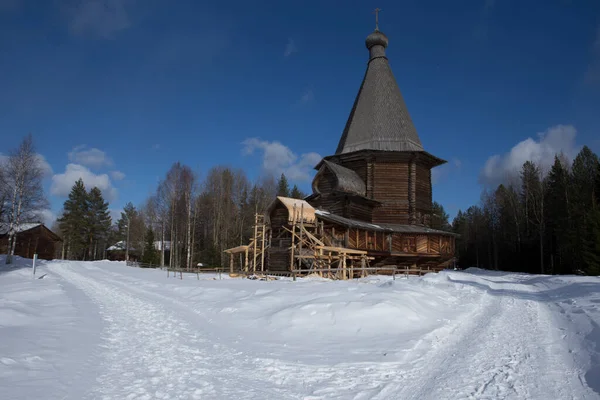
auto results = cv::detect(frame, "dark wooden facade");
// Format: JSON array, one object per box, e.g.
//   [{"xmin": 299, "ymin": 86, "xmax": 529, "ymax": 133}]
[
  {"xmin": 0, "ymin": 224, "xmax": 63, "ymax": 260},
  {"xmin": 313, "ymin": 151, "xmax": 445, "ymax": 225},
  {"xmin": 265, "ymin": 198, "xmax": 456, "ymax": 273}
]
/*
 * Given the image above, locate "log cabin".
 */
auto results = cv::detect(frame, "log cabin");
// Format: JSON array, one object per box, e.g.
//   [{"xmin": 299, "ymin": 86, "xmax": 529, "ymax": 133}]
[
  {"xmin": 226, "ymin": 23, "xmax": 456, "ymax": 277},
  {"xmin": 0, "ymin": 223, "xmax": 63, "ymax": 260}
]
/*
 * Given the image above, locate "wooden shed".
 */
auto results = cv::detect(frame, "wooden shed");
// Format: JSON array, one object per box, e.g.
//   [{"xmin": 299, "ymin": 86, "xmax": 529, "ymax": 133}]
[{"xmin": 0, "ymin": 223, "xmax": 63, "ymax": 260}]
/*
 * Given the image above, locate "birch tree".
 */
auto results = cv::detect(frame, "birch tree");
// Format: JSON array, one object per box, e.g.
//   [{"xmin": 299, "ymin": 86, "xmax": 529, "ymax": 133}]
[{"xmin": 3, "ymin": 135, "xmax": 48, "ymax": 264}]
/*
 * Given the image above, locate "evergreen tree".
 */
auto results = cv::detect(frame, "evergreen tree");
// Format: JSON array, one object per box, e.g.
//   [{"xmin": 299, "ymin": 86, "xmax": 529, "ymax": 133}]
[
  {"xmin": 596, "ymin": 161, "xmax": 600, "ymax": 208},
  {"xmin": 572, "ymin": 146, "xmax": 599, "ymax": 210},
  {"xmin": 58, "ymin": 179, "xmax": 89, "ymax": 260},
  {"xmin": 520, "ymin": 161, "xmax": 546, "ymax": 273},
  {"xmin": 545, "ymin": 156, "xmax": 573, "ymax": 274},
  {"xmin": 290, "ymin": 185, "xmax": 306, "ymax": 199},
  {"xmin": 582, "ymin": 208, "xmax": 600, "ymax": 275},
  {"xmin": 87, "ymin": 187, "xmax": 112, "ymax": 260},
  {"xmin": 141, "ymin": 227, "xmax": 159, "ymax": 266},
  {"xmin": 276, "ymin": 173, "xmax": 290, "ymax": 197},
  {"xmin": 571, "ymin": 147, "xmax": 599, "ymax": 272},
  {"xmin": 430, "ymin": 201, "xmax": 451, "ymax": 230},
  {"xmin": 116, "ymin": 202, "xmax": 145, "ymax": 257}
]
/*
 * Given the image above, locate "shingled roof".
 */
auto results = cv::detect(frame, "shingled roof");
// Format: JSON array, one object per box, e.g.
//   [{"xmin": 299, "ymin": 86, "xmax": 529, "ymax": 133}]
[
  {"xmin": 316, "ymin": 160, "xmax": 366, "ymax": 196},
  {"xmin": 335, "ymin": 29, "xmax": 424, "ymax": 155}
]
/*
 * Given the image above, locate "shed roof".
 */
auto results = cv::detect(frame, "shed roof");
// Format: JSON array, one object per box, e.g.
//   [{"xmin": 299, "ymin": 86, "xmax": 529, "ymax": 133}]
[{"xmin": 315, "ymin": 210, "xmax": 457, "ymax": 236}]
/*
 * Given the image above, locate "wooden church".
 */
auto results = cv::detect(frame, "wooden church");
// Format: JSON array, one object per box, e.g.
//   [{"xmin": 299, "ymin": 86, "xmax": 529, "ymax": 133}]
[{"xmin": 226, "ymin": 19, "xmax": 456, "ymax": 277}]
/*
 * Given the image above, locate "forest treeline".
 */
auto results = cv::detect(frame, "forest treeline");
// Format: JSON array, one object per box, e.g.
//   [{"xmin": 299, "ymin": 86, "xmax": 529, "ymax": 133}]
[
  {"xmin": 56, "ymin": 162, "xmax": 307, "ymax": 268},
  {"xmin": 452, "ymin": 146, "xmax": 600, "ymax": 275},
  {"xmin": 3, "ymin": 135, "xmax": 599, "ymax": 275}
]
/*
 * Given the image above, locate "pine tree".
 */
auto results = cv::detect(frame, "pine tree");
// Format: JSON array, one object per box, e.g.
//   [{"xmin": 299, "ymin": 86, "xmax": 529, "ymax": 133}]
[
  {"xmin": 87, "ymin": 187, "xmax": 111, "ymax": 260},
  {"xmin": 572, "ymin": 146, "xmax": 599, "ymax": 210},
  {"xmin": 116, "ymin": 202, "xmax": 144, "ymax": 259},
  {"xmin": 276, "ymin": 173, "xmax": 290, "ymax": 197},
  {"xmin": 58, "ymin": 179, "xmax": 89, "ymax": 260},
  {"xmin": 571, "ymin": 147, "xmax": 599, "ymax": 272},
  {"xmin": 430, "ymin": 201, "xmax": 450, "ymax": 230},
  {"xmin": 582, "ymin": 208, "xmax": 600, "ymax": 275},
  {"xmin": 290, "ymin": 185, "xmax": 306, "ymax": 199},
  {"xmin": 521, "ymin": 161, "xmax": 546, "ymax": 273},
  {"xmin": 141, "ymin": 227, "xmax": 159, "ymax": 266},
  {"xmin": 545, "ymin": 156, "xmax": 572, "ymax": 274}
]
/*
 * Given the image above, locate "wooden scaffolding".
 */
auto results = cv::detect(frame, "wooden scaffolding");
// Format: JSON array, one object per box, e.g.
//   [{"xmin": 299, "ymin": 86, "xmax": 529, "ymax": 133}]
[
  {"xmin": 284, "ymin": 203, "xmax": 373, "ymax": 279},
  {"xmin": 224, "ymin": 213, "xmax": 269, "ymax": 274}
]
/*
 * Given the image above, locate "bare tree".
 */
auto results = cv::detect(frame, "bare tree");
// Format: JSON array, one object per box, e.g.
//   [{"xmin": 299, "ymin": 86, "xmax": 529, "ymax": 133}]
[{"xmin": 3, "ymin": 135, "xmax": 49, "ymax": 264}]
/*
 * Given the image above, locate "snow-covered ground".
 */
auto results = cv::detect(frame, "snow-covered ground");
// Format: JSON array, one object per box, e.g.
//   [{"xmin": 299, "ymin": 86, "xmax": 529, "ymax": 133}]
[{"xmin": 1, "ymin": 257, "xmax": 600, "ymax": 399}]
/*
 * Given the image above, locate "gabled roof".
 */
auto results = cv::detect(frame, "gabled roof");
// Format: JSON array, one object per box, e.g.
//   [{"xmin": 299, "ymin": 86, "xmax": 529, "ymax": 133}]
[
  {"xmin": 314, "ymin": 160, "xmax": 366, "ymax": 196},
  {"xmin": 0, "ymin": 223, "xmax": 42, "ymax": 235},
  {"xmin": 0, "ymin": 223, "xmax": 62, "ymax": 241},
  {"xmin": 268, "ymin": 196, "xmax": 316, "ymax": 224},
  {"xmin": 335, "ymin": 29, "xmax": 424, "ymax": 155}
]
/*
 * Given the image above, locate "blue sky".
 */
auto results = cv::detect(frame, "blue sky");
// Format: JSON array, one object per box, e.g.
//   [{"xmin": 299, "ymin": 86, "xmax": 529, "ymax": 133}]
[{"xmin": 1, "ymin": 0, "xmax": 600, "ymax": 224}]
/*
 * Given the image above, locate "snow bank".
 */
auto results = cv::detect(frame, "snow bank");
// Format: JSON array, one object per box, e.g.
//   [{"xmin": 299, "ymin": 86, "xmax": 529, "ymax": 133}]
[{"xmin": 2, "ymin": 258, "xmax": 600, "ymax": 399}]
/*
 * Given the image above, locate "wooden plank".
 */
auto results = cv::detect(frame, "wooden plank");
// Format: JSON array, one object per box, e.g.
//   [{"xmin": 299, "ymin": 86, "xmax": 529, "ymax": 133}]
[
  {"xmin": 224, "ymin": 245, "xmax": 250, "ymax": 254},
  {"xmin": 316, "ymin": 245, "xmax": 368, "ymax": 255}
]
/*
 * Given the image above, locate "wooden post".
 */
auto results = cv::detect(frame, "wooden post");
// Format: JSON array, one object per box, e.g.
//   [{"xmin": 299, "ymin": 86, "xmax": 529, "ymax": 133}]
[
  {"xmin": 290, "ymin": 204, "xmax": 297, "ymax": 273},
  {"xmin": 253, "ymin": 214, "xmax": 258, "ymax": 273},
  {"xmin": 229, "ymin": 253, "xmax": 233, "ymax": 273},
  {"xmin": 361, "ymin": 256, "xmax": 366, "ymax": 278},
  {"xmin": 409, "ymin": 157, "xmax": 417, "ymax": 224},
  {"xmin": 299, "ymin": 205, "xmax": 304, "ymax": 270},
  {"xmin": 260, "ymin": 217, "xmax": 266, "ymax": 272},
  {"xmin": 244, "ymin": 248, "xmax": 249, "ymax": 272},
  {"xmin": 342, "ymin": 253, "xmax": 347, "ymax": 280}
]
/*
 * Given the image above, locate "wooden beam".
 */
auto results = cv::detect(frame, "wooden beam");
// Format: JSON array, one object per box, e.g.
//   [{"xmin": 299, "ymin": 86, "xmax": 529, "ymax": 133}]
[
  {"xmin": 223, "ymin": 245, "xmax": 250, "ymax": 254},
  {"xmin": 316, "ymin": 245, "xmax": 368, "ymax": 255}
]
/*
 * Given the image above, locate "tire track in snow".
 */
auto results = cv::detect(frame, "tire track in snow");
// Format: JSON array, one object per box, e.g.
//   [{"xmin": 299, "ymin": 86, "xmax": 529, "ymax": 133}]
[
  {"xmin": 378, "ymin": 275, "xmax": 592, "ymax": 400},
  {"xmin": 49, "ymin": 263, "xmax": 299, "ymax": 400}
]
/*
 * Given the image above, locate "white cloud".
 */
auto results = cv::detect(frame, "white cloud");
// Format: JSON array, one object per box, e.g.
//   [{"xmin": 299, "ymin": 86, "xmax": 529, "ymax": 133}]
[
  {"xmin": 36, "ymin": 209, "xmax": 57, "ymax": 227},
  {"xmin": 109, "ymin": 208, "xmax": 122, "ymax": 223},
  {"xmin": 284, "ymin": 38, "xmax": 297, "ymax": 57},
  {"xmin": 65, "ymin": 0, "xmax": 133, "ymax": 38},
  {"xmin": 242, "ymin": 138, "xmax": 321, "ymax": 182},
  {"xmin": 479, "ymin": 124, "xmax": 581, "ymax": 187},
  {"xmin": 110, "ymin": 170, "xmax": 125, "ymax": 180},
  {"xmin": 68, "ymin": 145, "xmax": 113, "ymax": 169},
  {"xmin": 51, "ymin": 163, "xmax": 118, "ymax": 200}
]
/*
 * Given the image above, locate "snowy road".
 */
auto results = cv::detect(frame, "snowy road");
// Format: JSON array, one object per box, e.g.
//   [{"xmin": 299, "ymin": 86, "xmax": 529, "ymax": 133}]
[{"xmin": 2, "ymin": 259, "xmax": 600, "ymax": 399}]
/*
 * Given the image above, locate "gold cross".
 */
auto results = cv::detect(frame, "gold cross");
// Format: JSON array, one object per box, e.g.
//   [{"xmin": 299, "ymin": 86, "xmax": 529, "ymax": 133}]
[{"xmin": 374, "ymin": 8, "xmax": 382, "ymax": 30}]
